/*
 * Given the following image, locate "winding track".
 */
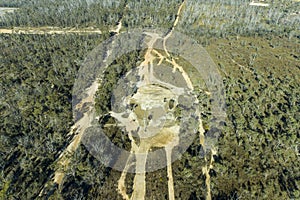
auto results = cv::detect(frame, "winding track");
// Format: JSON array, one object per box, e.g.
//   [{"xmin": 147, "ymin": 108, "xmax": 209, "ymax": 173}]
[
  {"xmin": 37, "ymin": 20, "xmax": 123, "ymax": 196},
  {"xmin": 114, "ymin": 1, "xmax": 209, "ymax": 200},
  {"xmin": 1, "ymin": 1, "xmax": 216, "ymax": 199}
]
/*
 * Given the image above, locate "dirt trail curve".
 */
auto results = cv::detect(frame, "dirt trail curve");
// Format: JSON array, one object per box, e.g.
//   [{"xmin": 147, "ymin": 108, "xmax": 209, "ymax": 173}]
[
  {"xmin": 37, "ymin": 21, "xmax": 123, "ymax": 197},
  {"xmin": 33, "ymin": 1, "xmax": 213, "ymax": 199},
  {"xmin": 115, "ymin": 1, "xmax": 204, "ymax": 200}
]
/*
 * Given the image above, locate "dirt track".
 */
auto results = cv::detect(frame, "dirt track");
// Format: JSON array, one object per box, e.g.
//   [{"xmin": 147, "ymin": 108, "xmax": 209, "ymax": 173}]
[
  {"xmin": 0, "ymin": 27, "xmax": 102, "ymax": 35},
  {"xmin": 31, "ymin": 1, "xmax": 212, "ymax": 199}
]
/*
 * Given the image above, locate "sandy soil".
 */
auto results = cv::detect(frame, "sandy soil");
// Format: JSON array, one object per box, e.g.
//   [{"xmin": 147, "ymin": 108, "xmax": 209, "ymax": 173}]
[
  {"xmin": 115, "ymin": 2, "xmax": 202, "ymax": 200},
  {"xmin": 0, "ymin": 27, "xmax": 102, "ymax": 35},
  {"xmin": 54, "ymin": 80, "xmax": 99, "ymax": 185},
  {"xmin": 38, "ymin": 1, "xmax": 212, "ymax": 199},
  {"xmin": 249, "ymin": 2, "xmax": 270, "ymax": 7}
]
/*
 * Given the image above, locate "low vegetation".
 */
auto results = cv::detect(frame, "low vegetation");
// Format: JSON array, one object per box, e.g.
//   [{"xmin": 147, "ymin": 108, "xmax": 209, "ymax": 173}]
[{"xmin": 0, "ymin": 0, "xmax": 299, "ymax": 199}]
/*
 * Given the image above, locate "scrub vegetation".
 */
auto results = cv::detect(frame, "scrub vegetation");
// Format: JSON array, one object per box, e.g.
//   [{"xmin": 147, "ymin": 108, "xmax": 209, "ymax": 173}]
[{"xmin": 0, "ymin": 0, "xmax": 299, "ymax": 199}]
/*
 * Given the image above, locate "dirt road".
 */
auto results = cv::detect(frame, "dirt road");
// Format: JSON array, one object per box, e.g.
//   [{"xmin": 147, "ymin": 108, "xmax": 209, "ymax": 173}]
[{"xmin": 0, "ymin": 27, "xmax": 102, "ymax": 35}]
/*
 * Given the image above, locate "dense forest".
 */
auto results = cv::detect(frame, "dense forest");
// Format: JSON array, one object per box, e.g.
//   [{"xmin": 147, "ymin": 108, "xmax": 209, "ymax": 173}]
[{"xmin": 0, "ymin": 0, "xmax": 299, "ymax": 199}]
